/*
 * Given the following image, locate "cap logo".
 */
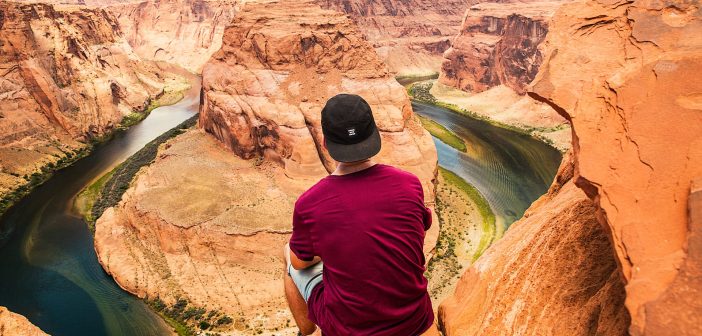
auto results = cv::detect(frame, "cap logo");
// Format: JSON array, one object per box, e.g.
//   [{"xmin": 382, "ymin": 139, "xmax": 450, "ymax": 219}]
[{"xmin": 347, "ymin": 128, "xmax": 356, "ymax": 137}]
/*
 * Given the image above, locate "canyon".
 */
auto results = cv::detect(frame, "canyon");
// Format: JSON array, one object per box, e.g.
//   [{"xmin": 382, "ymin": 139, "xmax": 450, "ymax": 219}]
[
  {"xmin": 94, "ymin": 0, "xmax": 438, "ymax": 334},
  {"xmin": 317, "ymin": 0, "xmax": 470, "ymax": 76},
  {"xmin": 107, "ymin": 0, "xmax": 239, "ymax": 72},
  {"xmin": 0, "ymin": 0, "xmax": 700, "ymax": 335},
  {"xmin": 437, "ymin": 0, "xmax": 702, "ymax": 335},
  {"xmin": 433, "ymin": 0, "xmax": 571, "ymax": 150},
  {"xmin": 0, "ymin": 1, "xmax": 184, "ymax": 211}
]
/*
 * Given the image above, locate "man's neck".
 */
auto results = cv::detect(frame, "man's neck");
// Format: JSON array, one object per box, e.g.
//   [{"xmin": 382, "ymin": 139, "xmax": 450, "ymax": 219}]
[{"xmin": 332, "ymin": 159, "xmax": 376, "ymax": 176}]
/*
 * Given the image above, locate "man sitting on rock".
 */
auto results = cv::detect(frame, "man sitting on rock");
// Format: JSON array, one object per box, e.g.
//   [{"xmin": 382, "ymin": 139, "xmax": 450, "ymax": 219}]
[{"xmin": 283, "ymin": 94, "xmax": 434, "ymax": 336}]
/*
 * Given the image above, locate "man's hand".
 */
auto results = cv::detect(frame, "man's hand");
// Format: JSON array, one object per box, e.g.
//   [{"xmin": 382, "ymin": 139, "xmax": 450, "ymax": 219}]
[{"xmin": 285, "ymin": 243, "xmax": 321, "ymax": 270}]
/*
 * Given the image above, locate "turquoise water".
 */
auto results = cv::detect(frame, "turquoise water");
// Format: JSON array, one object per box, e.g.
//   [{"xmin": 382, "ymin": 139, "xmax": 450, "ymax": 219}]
[
  {"xmin": 412, "ymin": 101, "xmax": 562, "ymax": 231},
  {"xmin": 0, "ymin": 77, "xmax": 201, "ymax": 336}
]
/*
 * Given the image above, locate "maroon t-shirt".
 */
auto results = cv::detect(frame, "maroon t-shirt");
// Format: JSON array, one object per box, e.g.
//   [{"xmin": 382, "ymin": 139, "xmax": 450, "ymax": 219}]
[{"xmin": 289, "ymin": 164, "xmax": 433, "ymax": 336}]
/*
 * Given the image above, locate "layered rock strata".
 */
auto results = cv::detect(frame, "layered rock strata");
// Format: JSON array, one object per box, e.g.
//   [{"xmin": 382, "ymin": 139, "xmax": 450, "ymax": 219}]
[
  {"xmin": 108, "ymin": 0, "xmax": 239, "ymax": 72},
  {"xmin": 437, "ymin": 0, "xmax": 702, "ymax": 334},
  {"xmin": 529, "ymin": 1, "xmax": 702, "ymax": 334},
  {"xmin": 318, "ymin": 0, "xmax": 470, "ymax": 75},
  {"xmin": 0, "ymin": 1, "xmax": 180, "ymax": 202},
  {"xmin": 438, "ymin": 151, "xmax": 629, "ymax": 334},
  {"xmin": 200, "ymin": 0, "xmax": 437, "ymax": 195},
  {"xmin": 439, "ymin": 0, "xmax": 564, "ymax": 94},
  {"xmin": 95, "ymin": 1, "xmax": 438, "ymax": 333},
  {"xmin": 0, "ymin": 306, "xmax": 49, "ymax": 336}
]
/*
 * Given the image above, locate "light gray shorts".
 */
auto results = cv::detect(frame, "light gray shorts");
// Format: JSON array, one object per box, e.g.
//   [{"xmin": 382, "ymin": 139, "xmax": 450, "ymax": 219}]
[{"xmin": 286, "ymin": 249, "xmax": 323, "ymax": 302}]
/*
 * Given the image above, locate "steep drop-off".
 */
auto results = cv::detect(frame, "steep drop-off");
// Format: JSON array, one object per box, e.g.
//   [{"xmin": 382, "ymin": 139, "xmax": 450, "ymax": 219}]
[
  {"xmin": 94, "ymin": 1, "xmax": 438, "ymax": 334},
  {"xmin": 440, "ymin": 0, "xmax": 562, "ymax": 94},
  {"xmin": 437, "ymin": 152, "xmax": 629, "ymax": 334},
  {"xmin": 529, "ymin": 1, "xmax": 702, "ymax": 334},
  {"xmin": 430, "ymin": 0, "xmax": 570, "ymax": 150},
  {"xmin": 318, "ymin": 0, "xmax": 470, "ymax": 75},
  {"xmin": 0, "ymin": 1, "xmax": 181, "ymax": 208},
  {"xmin": 0, "ymin": 306, "xmax": 48, "ymax": 336},
  {"xmin": 108, "ymin": 0, "xmax": 239, "ymax": 72},
  {"xmin": 438, "ymin": 0, "xmax": 702, "ymax": 335}
]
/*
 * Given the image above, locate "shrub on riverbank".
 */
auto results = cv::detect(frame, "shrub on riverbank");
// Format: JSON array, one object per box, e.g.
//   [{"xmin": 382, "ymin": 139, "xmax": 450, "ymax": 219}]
[
  {"xmin": 87, "ymin": 115, "xmax": 198, "ymax": 227},
  {"xmin": 416, "ymin": 115, "xmax": 467, "ymax": 152},
  {"xmin": 147, "ymin": 297, "xmax": 232, "ymax": 336}
]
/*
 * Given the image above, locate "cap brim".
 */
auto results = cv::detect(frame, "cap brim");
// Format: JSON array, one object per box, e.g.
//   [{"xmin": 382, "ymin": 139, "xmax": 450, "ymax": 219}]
[{"xmin": 325, "ymin": 128, "xmax": 381, "ymax": 163}]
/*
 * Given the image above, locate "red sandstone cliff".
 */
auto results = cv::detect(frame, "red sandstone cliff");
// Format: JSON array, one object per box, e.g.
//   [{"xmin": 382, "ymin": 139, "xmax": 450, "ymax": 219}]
[
  {"xmin": 440, "ymin": 0, "xmax": 564, "ymax": 94},
  {"xmin": 529, "ymin": 1, "xmax": 702, "ymax": 334},
  {"xmin": 107, "ymin": 0, "xmax": 239, "ymax": 72},
  {"xmin": 0, "ymin": 1, "xmax": 180, "ymax": 201},
  {"xmin": 318, "ymin": 0, "xmax": 470, "ymax": 75},
  {"xmin": 438, "ymin": 0, "xmax": 702, "ymax": 334},
  {"xmin": 94, "ymin": 1, "xmax": 438, "ymax": 334}
]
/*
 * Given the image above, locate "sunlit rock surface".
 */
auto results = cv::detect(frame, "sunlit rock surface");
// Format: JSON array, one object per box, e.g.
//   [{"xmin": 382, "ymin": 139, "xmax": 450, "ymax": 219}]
[
  {"xmin": 529, "ymin": 1, "xmax": 702, "ymax": 334},
  {"xmin": 108, "ymin": 0, "xmax": 239, "ymax": 72},
  {"xmin": 0, "ymin": 306, "xmax": 49, "ymax": 336},
  {"xmin": 0, "ymin": 1, "xmax": 179, "ymax": 200}
]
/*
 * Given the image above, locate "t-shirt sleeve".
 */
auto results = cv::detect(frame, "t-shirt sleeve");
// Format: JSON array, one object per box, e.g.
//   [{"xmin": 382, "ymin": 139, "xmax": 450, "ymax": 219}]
[
  {"xmin": 289, "ymin": 203, "xmax": 316, "ymax": 261},
  {"xmin": 422, "ymin": 205, "xmax": 432, "ymax": 231}
]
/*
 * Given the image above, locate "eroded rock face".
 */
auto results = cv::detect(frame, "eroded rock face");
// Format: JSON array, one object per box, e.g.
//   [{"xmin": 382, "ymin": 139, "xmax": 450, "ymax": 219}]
[
  {"xmin": 0, "ymin": 306, "xmax": 49, "ymax": 336},
  {"xmin": 200, "ymin": 0, "xmax": 437, "ymax": 193},
  {"xmin": 0, "ymin": 2, "xmax": 178, "ymax": 199},
  {"xmin": 318, "ymin": 0, "xmax": 470, "ymax": 75},
  {"xmin": 439, "ymin": 1, "xmax": 564, "ymax": 94},
  {"xmin": 528, "ymin": 1, "xmax": 702, "ymax": 334},
  {"xmin": 108, "ymin": 0, "xmax": 239, "ymax": 72},
  {"xmin": 96, "ymin": 1, "xmax": 438, "ymax": 333},
  {"xmin": 437, "ymin": 152, "xmax": 629, "ymax": 335}
]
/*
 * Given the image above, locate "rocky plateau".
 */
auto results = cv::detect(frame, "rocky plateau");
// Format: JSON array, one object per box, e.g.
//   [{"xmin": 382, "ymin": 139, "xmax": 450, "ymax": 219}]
[
  {"xmin": 94, "ymin": 0, "xmax": 438, "ymax": 334},
  {"xmin": 0, "ymin": 306, "xmax": 48, "ymax": 336}
]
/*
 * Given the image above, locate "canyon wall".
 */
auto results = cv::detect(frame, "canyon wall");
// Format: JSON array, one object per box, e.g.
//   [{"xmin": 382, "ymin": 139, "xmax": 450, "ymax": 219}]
[
  {"xmin": 440, "ymin": 0, "xmax": 563, "ymax": 94},
  {"xmin": 317, "ymin": 0, "xmax": 470, "ymax": 75},
  {"xmin": 107, "ymin": 0, "xmax": 239, "ymax": 72},
  {"xmin": 529, "ymin": 0, "xmax": 702, "ymax": 334},
  {"xmin": 95, "ymin": 1, "xmax": 438, "ymax": 334},
  {"xmin": 438, "ymin": 151, "xmax": 629, "ymax": 335},
  {"xmin": 438, "ymin": 0, "xmax": 702, "ymax": 335},
  {"xmin": 0, "ymin": 1, "xmax": 179, "ymax": 202},
  {"xmin": 0, "ymin": 306, "xmax": 48, "ymax": 336}
]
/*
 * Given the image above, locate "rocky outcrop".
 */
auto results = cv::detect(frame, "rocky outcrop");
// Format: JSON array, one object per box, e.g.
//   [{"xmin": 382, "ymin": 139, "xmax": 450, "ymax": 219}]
[
  {"xmin": 529, "ymin": 1, "xmax": 702, "ymax": 334},
  {"xmin": 95, "ymin": 1, "xmax": 438, "ymax": 334},
  {"xmin": 439, "ymin": 1, "xmax": 564, "ymax": 94},
  {"xmin": 436, "ymin": 0, "xmax": 702, "ymax": 334},
  {"xmin": 437, "ymin": 151, "xmax": 629, "ymax": 334},
  {"xmin": 200, "ymin": 0, "xmax": 437, "ymax": 193},
  {"xmin": 0, "ymin": 306, "xmax": 49, "ymax": 336},
  {"xmin": 108, "ymin": 0, "xmax": 239, "ymax": 72},
  {"xmin": 0, "ymin": 2, "xmax": 180, "ymax": 202},
  {"xmin": 318, "ymin": 0, "xmax": 470, "ymax": 75}
]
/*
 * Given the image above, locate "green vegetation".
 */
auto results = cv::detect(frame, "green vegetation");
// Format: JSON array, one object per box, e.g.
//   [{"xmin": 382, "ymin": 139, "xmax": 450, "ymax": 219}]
[
  {"xmin": 439, "ymin": 167, "xmax": 496, "ymax": 261},
  {"xmin": 84, "ymin": 115, "xmax": 198, "ymax": 226},
  {"xmin": 147, "ymin": 297, "xmax": 231, "ymax": 336},
  {"xmin": 118, "ymin": 90, "xmax": 186, "ymax": 130},
  {"xmin": 406, "ymin": 80, "xmax": 567, "ymax": 151},
  {"xmin": 417, "ymin": 115, "xmax": 467, "ymax": 152},
  {"xmin": 0, "ymin": 147, "xmax": 91, "ymax": 218},
  {"xmin": 75, "ymin": 168, "xmax": 116, "ymax": 224}
]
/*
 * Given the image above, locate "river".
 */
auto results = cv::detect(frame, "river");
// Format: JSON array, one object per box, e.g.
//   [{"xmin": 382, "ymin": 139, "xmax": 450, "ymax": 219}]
[
  {"xmin": 0, "ymin": 74, "xmax": 561, "ymax": 335},
  {"xmin": 412, "ymin": 101, "xmax": 562, "ymax": 233},
  {"xmin": 0, "ymin": 75, "xmax": 200, "ymax": 335}
]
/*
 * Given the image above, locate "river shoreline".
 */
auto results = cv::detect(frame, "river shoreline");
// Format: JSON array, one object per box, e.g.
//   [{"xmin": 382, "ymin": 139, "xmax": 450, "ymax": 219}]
[
  {"xmin": 0, "ymin": 65, "xmax": 190, "ymax": 228},
  {"xmin": 400, "ymin": 76, "xmax": 569, "ymax": 152}
]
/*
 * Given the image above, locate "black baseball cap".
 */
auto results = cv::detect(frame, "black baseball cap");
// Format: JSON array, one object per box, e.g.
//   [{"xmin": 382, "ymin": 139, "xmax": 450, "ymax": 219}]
[{"xmin": 321, "ymin": 94, "xmax": 382, "ymax": 163}]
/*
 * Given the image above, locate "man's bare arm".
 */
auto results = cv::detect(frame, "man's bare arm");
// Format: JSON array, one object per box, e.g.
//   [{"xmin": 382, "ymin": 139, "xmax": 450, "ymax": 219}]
[{"xmin": 287, "ymin": 244, "xmax": 321, "ymax": 270}]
